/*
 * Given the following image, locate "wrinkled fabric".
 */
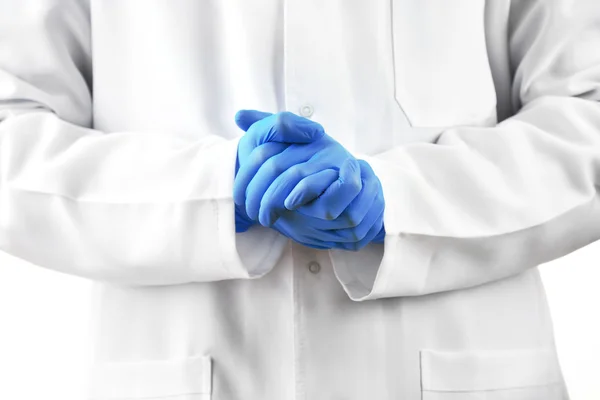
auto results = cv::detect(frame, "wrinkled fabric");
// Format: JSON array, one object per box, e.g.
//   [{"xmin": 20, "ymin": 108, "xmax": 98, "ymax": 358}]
[{"xmin": 0, "ymin": 0, "xmax": 596, "ymax": 398}]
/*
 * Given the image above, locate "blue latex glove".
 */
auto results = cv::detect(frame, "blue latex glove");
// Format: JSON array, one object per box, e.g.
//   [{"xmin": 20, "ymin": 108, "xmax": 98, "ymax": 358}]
[
  {"xmin": 234, "ymin": 109, "xmax": 385, "ymax": 248},
  {"xmin": 236, "ymin": 114, "xmax": 356, "ymax": 225},
  {"xmin": 271, "ymin": 159, "xmax": 386, "ymax": 250},
  {"xmin": 233, "ymin": 110, "xmax": 323, "ymax": 232}
]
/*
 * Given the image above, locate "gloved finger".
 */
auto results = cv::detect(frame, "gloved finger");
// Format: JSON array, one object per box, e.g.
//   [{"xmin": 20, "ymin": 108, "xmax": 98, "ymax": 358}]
[
  {"xmin": 333, "ymin": 192, "xmax": 384, "ymax": 242},
  {"xmin": 371, "ymin": 224, "xmax": 386, "ymax": 243},
  {"xmin": 270, "ymin": 210, "xmax": 363, "ymax": 231},
  {"xmin": 284, "ymin": 169, "xmax": 339, "ymax": 211},
  {"xmin": 307, "ymin": 192, "xmax": 383, "ymax": 243},
  {"xmin": 244, "ymin": 143, "xmax": 316, "ymax": 221},
  {"xmin": 355, "ymin": 160, "xmax": 386, "ymax": 244},
  {"xmin": 288, "ymin": 179, "xmax": 384, "ymax": 242},
  {"xmin": 259, "ymin": 166, "xmax": 337, "ymax": 227},
  {"xmin": 293, "ymin": 236, "xmax": 334, "ymax": 250},
  {"xmin": 234, "ymin": 142, "xmax": 288, "ymax": 206},
  {"xmin": 296, "ymin": 158, "xmax": 362, "ymax": 220},
  {"xmin": 278, "ymin": 213, "xmax": 363, "ymax": 231},
  {"xmin": 239, "ymin": 111, "xmax": 324, "ymax": 148},
  {"xmin": 336, "ymin": 210, "xmax": 385, "ymax": 251},
  {"xmin": 320, "ymin": 166, "xmax": 379, "ymax": 230},
  {"xmin": 237, "ymin": 115, "xmax": 278, "ymax": 163},
  {"xmin": 296, "ymin": 159, "xmax": 379, "ymax": 229},
  {"xmin": 237, "ymin": 111, "xmax": 325, "ymax": 167},
  {"xmin": 273, "ymin": 217, "xmax": 335, "ymax": 249},
  {"xmin": 235, "ymin": 203, "xmax": 254, "ymax": 233},
  {"xmin": 298, "ymin": 241, "xmax": 334, "ymax": 250},
  {"xmin": 234, "ymin": 109, "xmax": 273, "ymax": 132},
  {"xmin": 272, "ymin": 162, "xmax": 382, "ymax": 231},
  {"xmin": 261, "ymin": 111, "xmax": 326, "ymax": 143}
]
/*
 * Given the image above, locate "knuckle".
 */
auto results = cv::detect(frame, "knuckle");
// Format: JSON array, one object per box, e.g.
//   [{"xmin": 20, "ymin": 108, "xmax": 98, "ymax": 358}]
[
  {"xmin": 335, "ymin": 231, "xmax": 349, "ymax": 242},
  {"xmin": 355, "ymin": 227, "xmax": 369, "ymax": 242},
  {"xmin": 275, "ymin": 111, "xmax": 293, "ymax": 130},
  {"xmin": 344, "ymin": 175, "xmax": 362, "ymax": 193},
  {"xmin": 354, "ymin": 242, "xmax": 367, "ymax": 251},
  {"xmin": 278, "ymin": 111, "xmax": 295, "ymax": 120},
  {"xmin": 347, "ymin": 209, "xmax": 362, "ymax": 227},
  {"xmin": 252, "ymin": 146, "xmax": 269, "ymax": 163},
  {"xmin": 343, "ymin": 212, "xmax": 359, "ymax": 228},
  {"xmin": 274, "ymin": 112, "xmax": 285, "ymax": 125},
  {"xmin": 358, "ymin": 159, "xmax": 374, "ymax": 176},
  {"xmin": 265, "ymin": 157, "xmax": 283, "ymax": 175},
  {"xmin": 287, "ymin": 165, "xmax": 304, "ymax": 181},
  {"xmin": 308, "ymin": 121, "xmax": 325, "ymax": 137}
]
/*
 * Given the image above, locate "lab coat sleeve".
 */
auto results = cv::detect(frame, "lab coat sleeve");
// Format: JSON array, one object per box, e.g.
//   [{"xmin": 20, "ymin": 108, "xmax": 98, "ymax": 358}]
[
  {"xmin": 0, "ymin": 0, "xmax": 288, "ymax": 285},
  {"xmin": 330, "ymin": 0, "xmax": 600, "ymax": 300}
]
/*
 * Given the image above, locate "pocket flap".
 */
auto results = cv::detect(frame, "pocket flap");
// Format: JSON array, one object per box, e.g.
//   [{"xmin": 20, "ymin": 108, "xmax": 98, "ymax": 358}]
[
  {"xmin": 420, "ymin": 348, "xmax": 562, "ymax": 392},
  {"xmin": 88, "ymin": 354, "xmax": 212, "ymax": 399}
]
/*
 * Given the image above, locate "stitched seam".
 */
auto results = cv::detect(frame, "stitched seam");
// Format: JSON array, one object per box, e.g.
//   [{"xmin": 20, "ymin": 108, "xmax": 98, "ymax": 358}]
[
  {"xmin": 384, "ymin": 190, "xmax": 598, "ymax": 240},
  {"xmin": 89, "ymin": 392, "xmax": 210, "ymax": 400},
  {"xmin": 389, "ymin": 0, "xmax": 414, "ymax": 127},
  {"xmin": 6, "ymin": 184, "xmax": 234, "ymax": 204},
  {"xmin": 423, "ymin": 381, "xmax": 564, "ymax": 393}
]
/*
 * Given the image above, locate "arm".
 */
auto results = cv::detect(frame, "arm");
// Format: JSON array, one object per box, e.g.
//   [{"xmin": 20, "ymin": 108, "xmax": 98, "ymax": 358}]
[
  {"xmin": 331, "ymin": 0, "xmax": 600, "ymax": 300},
  {"xmin": 0, "ymin": 0, "xmax": 287, "ymax": 285}
]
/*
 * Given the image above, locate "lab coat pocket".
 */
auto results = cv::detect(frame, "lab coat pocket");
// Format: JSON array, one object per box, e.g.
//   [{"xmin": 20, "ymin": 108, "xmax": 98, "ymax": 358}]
[
  {"xmin": 88, "ymin": 354, "xmax": 212, "ymax": 400},
  {"xmin": 419, "ymin": 348, "xmax": 568, "ymax": 400},
  {"xmin": 391, "ymin": 0, "xmax": 497, "ymax": 128}
]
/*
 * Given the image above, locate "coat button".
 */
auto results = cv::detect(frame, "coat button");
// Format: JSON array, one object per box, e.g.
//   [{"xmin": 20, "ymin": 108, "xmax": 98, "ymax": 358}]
[
  {"xmin": 308, "ymin": 261, "xmax": 321, "ymax": 274},
  {"xmin": 299, "ymin": 104, "xmax": 314, "ymax": 118}
]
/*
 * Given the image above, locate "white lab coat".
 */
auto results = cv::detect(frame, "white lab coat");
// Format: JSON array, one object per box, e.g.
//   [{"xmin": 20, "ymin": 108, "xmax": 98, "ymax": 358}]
[{"xmin": 1, "ymin": 0, "xmax": 598, "ymax": 398}]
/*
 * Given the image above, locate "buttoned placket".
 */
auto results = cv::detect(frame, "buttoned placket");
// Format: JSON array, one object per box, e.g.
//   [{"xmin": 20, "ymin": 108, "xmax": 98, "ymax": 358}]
[
  {"xmin": 299, "ymin": 103, "xmax": 314, "ymax": 118},
  {"xmin": 283, "ymin": 0, "xmax": 337, "ymax": 397},
  {"xmin": 284, "ymin": 2, "xmax": 307, "ymax": 398},
  {"xmin": 289, "ymin": 240, "xmax": 332, "ymax": 400}
]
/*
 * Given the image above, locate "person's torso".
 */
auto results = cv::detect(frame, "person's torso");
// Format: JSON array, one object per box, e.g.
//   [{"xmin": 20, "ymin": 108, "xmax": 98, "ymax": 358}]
[{"xmin": 86, "ymin": 1, "xmax": 568, "ymax": 399}]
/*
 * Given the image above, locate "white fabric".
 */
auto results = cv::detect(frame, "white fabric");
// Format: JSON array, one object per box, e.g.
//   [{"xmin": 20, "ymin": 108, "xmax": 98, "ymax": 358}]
[
  {"xmin": 420, "ymin": 348, "xmax": 562, "ymax": 391},
  {"xmin": 1, "ymin": 0, "xmax": 597, "ymax": 398},
  {"xmin": 89, "ymin": 354, "xmax": 211, "ymax": 399}
]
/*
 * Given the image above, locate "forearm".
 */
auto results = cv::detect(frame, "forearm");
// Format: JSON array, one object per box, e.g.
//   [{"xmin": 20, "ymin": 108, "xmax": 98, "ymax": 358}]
[
  {"xmin": 331, "ymin": 0, "xmax": 600, "ymax": 300},
  {"xmin": 0, "ymin": 110, "xmax": 287, "ymax": 285}
]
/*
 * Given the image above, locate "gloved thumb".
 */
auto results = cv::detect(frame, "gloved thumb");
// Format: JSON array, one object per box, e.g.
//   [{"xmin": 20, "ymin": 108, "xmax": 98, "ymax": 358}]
[
  {"xmin": 247, "ymin": 111, "xmax": 325, "ymax": 145},
  {"xmin": 236, "ymin": 110, "xmax": 326, "ymax": 166},
  {"xmin": 234, "ymin": 109, "xmax": 273, "ymax": 131}
]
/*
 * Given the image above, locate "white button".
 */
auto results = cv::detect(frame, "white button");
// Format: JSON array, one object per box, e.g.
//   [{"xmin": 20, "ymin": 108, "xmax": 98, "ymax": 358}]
[
  {"xmin": 308, "ymin": 261, "xmax": 321, "ymax": 274},
  {"xmin": 299, "ymin": 104, "xmax": 314, "ymax": 118}
]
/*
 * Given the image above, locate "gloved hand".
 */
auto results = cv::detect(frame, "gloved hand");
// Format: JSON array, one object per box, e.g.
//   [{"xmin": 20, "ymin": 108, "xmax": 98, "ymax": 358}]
[
  {"xmin": 233, "ymin": 110, "xmax": 323, "ymax": 232},
  {"xmin": 271, "ymin": 159, "xmax": 386, "ymax": 250},
  {"xmin": 236, "ymin": 112, "xmax": 356, "ymax": 225},
  {"xmin": 234, "ymin": 109, "xmax": 386, "ymax": 249}
]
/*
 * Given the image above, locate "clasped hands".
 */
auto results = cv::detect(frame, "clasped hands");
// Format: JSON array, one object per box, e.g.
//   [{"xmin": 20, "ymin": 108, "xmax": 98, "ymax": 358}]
[{"xmin": 233, "ymin": 110, "xmax": 385, "ymax": 251}]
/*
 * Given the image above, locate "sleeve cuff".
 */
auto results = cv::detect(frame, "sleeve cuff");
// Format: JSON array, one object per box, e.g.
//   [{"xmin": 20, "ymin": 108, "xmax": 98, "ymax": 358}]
[
  {"xmin": 212, "ymin": 136, "xmax": 289, "ymax": 281},
  {"xmin": 329, "ymin": 232, "xmax": 435, "ymax": 301},
  {"xmin": 327, "ymin": 151, "xmax": 433, "ymax": 300}
]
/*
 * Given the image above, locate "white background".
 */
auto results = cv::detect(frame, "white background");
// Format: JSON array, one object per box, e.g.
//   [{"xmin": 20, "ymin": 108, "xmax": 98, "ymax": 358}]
[{"xmin": 0, "ymin": 243, "xmax": 598, "ymax": 400}]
